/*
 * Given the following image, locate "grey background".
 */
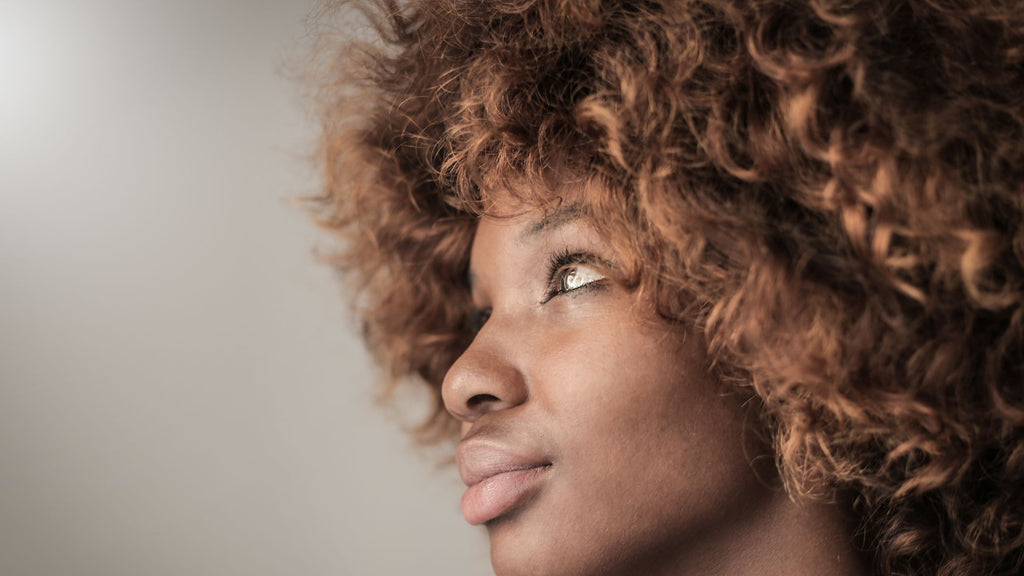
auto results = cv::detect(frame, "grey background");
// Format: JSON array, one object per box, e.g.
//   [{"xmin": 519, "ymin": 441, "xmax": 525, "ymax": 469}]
[{"xmin": 0, "ymin": 1, "xmax": 491, "ymax": 574}]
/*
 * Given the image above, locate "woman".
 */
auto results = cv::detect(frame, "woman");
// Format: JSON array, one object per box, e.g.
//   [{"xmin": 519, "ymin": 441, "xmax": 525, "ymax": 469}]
[{"xmin": 313, "ymin": 0, "xmax": 1024, "ymax": 574}]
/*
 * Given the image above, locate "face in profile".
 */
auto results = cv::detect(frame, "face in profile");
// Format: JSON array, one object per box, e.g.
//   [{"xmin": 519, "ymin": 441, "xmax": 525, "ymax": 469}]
[{"xmin": 442, "ymin": 195, "xmax": 780, "ymax": 575}]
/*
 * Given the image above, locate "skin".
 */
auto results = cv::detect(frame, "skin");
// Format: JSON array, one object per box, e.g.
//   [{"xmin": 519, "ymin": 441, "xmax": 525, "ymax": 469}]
[{"xmin": 442, "ymin": 196, "xmax": 872, "ymax": 576}]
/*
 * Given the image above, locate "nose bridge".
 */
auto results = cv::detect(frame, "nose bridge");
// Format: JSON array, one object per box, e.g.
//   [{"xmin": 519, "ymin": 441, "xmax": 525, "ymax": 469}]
[{"xmin": 441, "ymin": 314, "xmax": 528, "ymax": 423}]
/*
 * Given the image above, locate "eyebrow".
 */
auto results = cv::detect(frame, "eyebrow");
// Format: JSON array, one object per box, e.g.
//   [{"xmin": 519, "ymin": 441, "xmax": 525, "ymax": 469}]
[
  {"xmin": 467, "ymin": 202, "xmax": 584, "ymax": 292},
  {"xmin": 520, "ymin": 202, "xmax": 583, "ymax": 241}
]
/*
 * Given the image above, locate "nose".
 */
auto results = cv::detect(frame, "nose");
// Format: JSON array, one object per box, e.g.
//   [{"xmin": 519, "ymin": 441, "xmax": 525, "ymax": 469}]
[{"xmin": 441, "ymin": 317, "xmax": 528, "ymax": 424}]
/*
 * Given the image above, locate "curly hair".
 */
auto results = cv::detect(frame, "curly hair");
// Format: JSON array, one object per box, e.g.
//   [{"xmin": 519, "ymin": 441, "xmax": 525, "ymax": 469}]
[{"xmin": 312, "ymin": 0, "xmax": 1024, "ymax": 574}]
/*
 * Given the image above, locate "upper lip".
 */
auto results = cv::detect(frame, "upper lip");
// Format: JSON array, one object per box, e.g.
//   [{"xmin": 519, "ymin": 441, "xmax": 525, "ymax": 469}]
[{"xmin": 456, "ymin": 438, "xmax": 551, "ymax": 487}]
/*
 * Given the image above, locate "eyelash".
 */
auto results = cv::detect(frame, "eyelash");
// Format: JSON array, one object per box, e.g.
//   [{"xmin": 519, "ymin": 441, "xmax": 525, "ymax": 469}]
[
  {"xmin": 541, "ymin": 249, "xmax": 605, "ymax": 303},
  {"xmin": 467, "ymin": 249, "xmax": 606, "ymax": 335}
]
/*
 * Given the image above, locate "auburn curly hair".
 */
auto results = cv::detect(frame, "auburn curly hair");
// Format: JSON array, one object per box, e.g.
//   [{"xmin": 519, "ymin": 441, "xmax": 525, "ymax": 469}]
[{"xmin": 312, "ymin": 0, "xmax": 1024, "ymax": 574}]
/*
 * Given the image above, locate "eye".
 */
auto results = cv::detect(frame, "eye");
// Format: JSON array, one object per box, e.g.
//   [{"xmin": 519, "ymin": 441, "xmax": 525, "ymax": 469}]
[
  {"xmin": 555, "ymin": 264, "xmax": 604, "ymax": 293},
  {"xmin": 467, "ymin": 307, "xmax": 491, "ymax": 335},
  {"xmin": 543, "ymin": 250, "xmax": 607, "ymax": 302}
]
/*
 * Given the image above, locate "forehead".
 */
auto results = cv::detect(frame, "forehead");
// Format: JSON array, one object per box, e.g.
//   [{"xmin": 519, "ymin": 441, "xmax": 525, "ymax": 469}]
[
  {"xmin": 469, "ymin": 178, "xmax": 588, "ymax": 242},
  {"xmin": 474, "ymin": 165, "xmax": 595, "ymax": 216},
  {"xmin": 472, "ymin": 196, "xmax": 588, "ymax": 246},
  {"xmin": 467, "ymin": 199, "xmax": 595, "ymax": 289},
  {"xmin": 466, "ymin": 175, "xmax": 635, "ymax": 277}
]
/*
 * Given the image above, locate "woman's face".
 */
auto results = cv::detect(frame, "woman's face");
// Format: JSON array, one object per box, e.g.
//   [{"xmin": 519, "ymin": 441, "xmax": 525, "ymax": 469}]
[{"xmin": 442, "ymin": 197, "xmax": 774, "ymax": 576}]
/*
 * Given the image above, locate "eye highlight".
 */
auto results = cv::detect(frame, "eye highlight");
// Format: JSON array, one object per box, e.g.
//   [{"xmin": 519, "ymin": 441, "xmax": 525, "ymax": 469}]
[{"xmin": 543, "ymin": 250, "xmax": 607, "ymax": 302}]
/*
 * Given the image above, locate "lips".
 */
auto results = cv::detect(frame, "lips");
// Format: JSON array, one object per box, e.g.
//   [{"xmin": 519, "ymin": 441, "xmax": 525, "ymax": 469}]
[{"xmin": 457, "ymin": 439, "xmax": 551, "ymax": 525}]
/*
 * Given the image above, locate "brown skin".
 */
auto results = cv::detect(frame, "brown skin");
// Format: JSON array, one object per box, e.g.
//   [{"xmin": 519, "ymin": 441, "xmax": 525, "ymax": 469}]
[{"xmin": 442, "ymin": 196, "xmax": 872, "ymax": 576}]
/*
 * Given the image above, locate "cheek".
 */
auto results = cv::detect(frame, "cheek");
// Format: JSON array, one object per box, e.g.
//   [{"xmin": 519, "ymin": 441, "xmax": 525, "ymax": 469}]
[
  {"xmin": 537, "ymin": 322, "xmax": 700, "ymax": 450},
  {"xmin": 560, "ymin": 325, "xmax": 709, "ymax": 420},
  {"xmin": 541, "ymin": 323, "xmax": 753, "ymax": 489},
  {"xmin": 487, "ymin": 314, "xmax": 769, "ymax": 575}
]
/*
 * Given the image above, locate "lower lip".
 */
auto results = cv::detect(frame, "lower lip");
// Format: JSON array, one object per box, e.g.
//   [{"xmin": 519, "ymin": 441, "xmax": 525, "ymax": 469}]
[{"xmin": 461, "ymin": 466, "xmax": 549, "ymax": 525}]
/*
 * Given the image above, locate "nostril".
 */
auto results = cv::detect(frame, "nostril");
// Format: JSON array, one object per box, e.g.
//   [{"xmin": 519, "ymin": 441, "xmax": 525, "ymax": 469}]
[{"xmin": 467, "ymin": 393, "xmax": 500, "ymax": 409}]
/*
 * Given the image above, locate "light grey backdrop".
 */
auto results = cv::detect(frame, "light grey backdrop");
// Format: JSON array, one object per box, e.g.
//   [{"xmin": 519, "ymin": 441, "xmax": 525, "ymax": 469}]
[{"xmin": 0, "ymin": 1, "xmax": 492, "ymax": 574}]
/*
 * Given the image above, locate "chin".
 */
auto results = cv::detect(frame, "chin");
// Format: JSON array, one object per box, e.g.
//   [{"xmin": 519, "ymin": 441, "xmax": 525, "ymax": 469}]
[
  {"xmin": 489, "ymin": 549, "xmax": 575, "ymax": 576},
  {"xmin": 487, "ymin": 520, "xmax": 603, "ymax": 576},
  {"xmin": 487, "ymin": 518, "xmax": 565, "ymax": 576}
]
